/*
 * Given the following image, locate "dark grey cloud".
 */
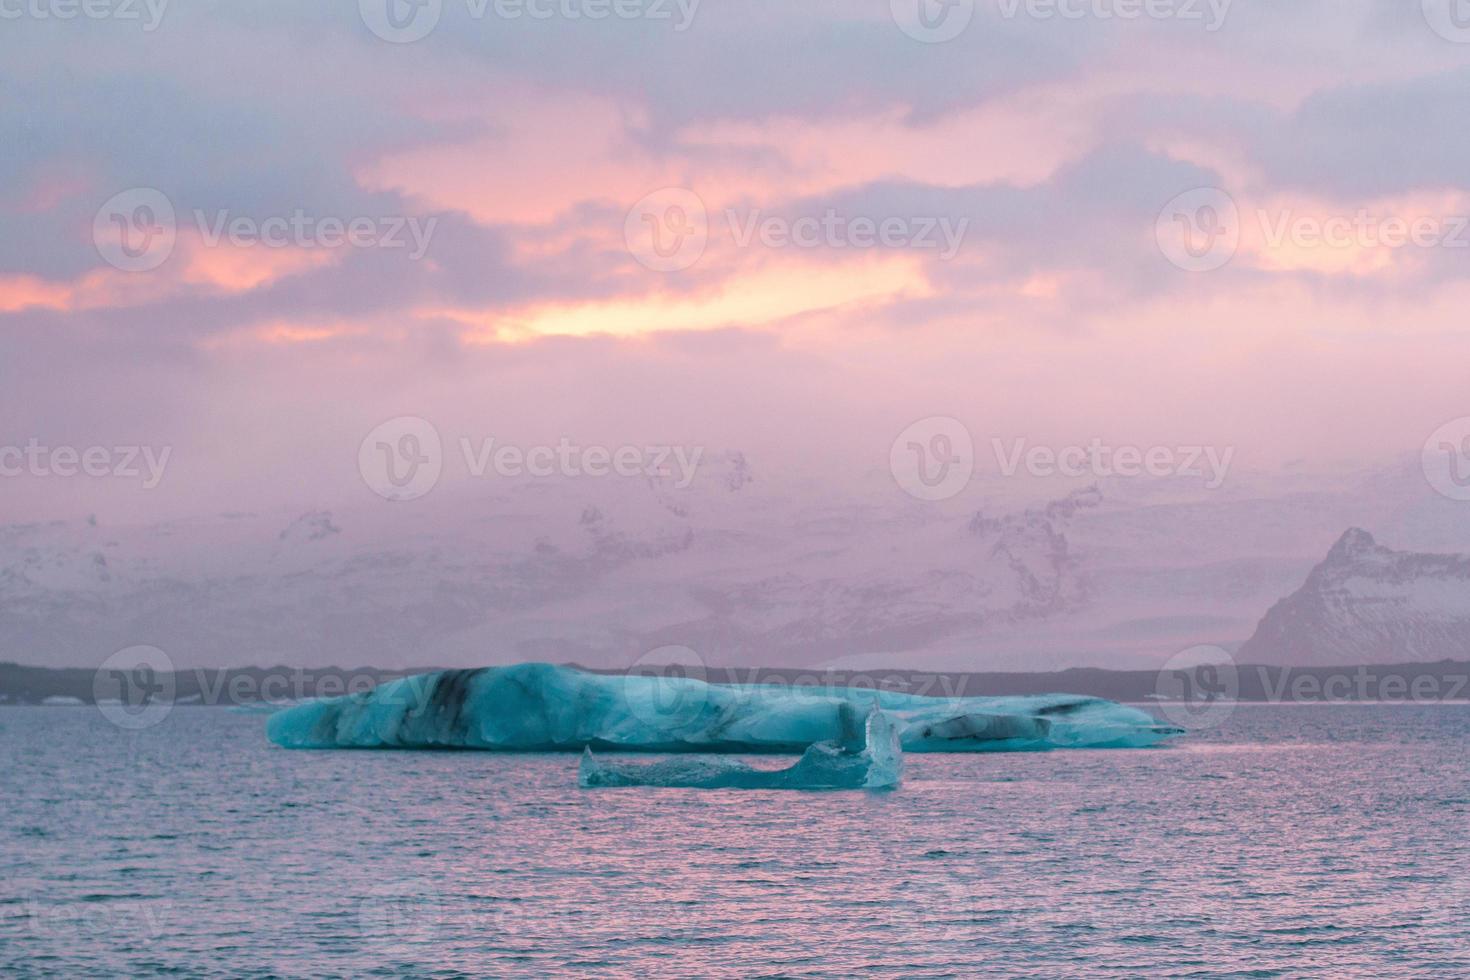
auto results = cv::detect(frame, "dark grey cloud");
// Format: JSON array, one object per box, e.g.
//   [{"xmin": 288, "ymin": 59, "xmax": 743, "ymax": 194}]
[{"xmin": 1256, "ymin": 69, "xmax": 1470, "ymax": 198}]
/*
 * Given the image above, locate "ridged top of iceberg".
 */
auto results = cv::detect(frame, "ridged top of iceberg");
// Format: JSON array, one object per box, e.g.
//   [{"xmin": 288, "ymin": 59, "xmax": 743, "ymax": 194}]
[{"xmin": 266, "ymin": 662, "xmax": 1180, "ymax": 754}]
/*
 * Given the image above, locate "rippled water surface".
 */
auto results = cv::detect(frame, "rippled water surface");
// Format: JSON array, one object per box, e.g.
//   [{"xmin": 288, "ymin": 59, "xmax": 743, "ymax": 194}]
[{"xmin": 4, "ymin": 704, "xmax": 1470, "ymax": 977}]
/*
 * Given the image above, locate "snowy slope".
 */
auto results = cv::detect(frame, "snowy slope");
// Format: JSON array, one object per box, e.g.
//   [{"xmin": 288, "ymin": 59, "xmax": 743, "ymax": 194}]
[{"xmin": 1236, "ymin": 528, "xmax": 1470, "ymax": 666}]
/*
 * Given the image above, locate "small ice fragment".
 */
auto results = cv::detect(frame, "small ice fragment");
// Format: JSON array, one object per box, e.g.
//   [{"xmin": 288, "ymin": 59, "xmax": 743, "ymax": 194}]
[{"xmin": 578, "ymin": 706, "xmax": 903, "ymax": 791}]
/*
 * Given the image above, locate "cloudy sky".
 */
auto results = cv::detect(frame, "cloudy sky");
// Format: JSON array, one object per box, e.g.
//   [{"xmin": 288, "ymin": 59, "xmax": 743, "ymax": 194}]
[{"xmin": 3, "ymin": 0, "xmax": 1469, "ymax": 521}]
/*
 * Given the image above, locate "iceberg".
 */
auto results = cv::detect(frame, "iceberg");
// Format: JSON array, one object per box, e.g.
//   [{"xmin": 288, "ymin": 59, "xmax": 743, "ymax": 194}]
[
  {"xmin": 266, "ymin": 662, "xmax": 1180, "ymax": 752},
  {"xmin": 578, "ymin": 703, "xmax": 903, "ymax": 790}
]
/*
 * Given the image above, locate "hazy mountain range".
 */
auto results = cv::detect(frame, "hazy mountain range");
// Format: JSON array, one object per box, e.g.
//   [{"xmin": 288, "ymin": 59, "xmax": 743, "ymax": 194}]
[{"xmin": 3, "ymin": 452, "xmax": 1468, "ymax": 671}]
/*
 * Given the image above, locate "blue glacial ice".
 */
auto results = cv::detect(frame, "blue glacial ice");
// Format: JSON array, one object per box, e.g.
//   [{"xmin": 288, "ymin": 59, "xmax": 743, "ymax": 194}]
[
  {"xmin": 578, "ymin": 703, "xmax": 904, "ymax": 790},
  {"xmin": 266, "ymin": 662, "xmax": 1180, "ymax": 752}
]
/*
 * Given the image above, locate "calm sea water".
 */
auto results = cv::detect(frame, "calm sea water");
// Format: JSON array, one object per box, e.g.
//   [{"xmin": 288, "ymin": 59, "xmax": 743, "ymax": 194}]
[{"xmin": 4, "ymin": 704, "xmax": 1469, "ymax": 978}]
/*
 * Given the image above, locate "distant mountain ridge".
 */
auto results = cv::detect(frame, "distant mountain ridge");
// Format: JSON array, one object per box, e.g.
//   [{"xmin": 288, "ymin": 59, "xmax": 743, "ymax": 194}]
[
  {"xmin": 1237, "ymin": 528, "xmax": 1470, "ymax": 666},
  {"xmin": 4, "ymin": 454, "xmax": 1467, "ymax": 670},
  {"xmin": 0, "ymin": 462, "xmax": 1118, "ymax": 670}
]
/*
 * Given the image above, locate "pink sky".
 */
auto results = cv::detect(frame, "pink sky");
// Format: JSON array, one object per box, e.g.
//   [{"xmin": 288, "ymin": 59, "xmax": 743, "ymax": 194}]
[{"xmin": 2, "ymin": 1, "xmax": 1469, "ymax": 521}]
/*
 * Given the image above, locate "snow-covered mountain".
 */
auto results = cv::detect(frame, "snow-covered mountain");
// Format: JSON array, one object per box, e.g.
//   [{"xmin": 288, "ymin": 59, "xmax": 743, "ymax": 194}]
[
  {"xmin": 4, "ymin": 454, "xmax": 1467, "ymax": 670},
  {"xmin": 1236, "ymin": 528, "xmax": 1470, "ymax": 666},
  {"xmin": 0, "ymin": 471, "xmax": 1105, "ymax": 670}
]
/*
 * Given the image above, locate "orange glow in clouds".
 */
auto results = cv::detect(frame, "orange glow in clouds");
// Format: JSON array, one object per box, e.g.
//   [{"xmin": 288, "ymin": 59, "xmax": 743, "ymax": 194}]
[{"xmin": 448, "ymin": 253, "xmax": 932, "ymax": 343}]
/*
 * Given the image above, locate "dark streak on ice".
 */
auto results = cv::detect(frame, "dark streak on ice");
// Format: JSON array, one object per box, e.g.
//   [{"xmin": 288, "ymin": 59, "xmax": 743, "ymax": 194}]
[
  {"xmin": 1036, "ymin": 699, "xmax": 1096, "ymax": 717},
  {"xmin": 425, "ymin": 668, "xmax": 487, "ymax": 741}
]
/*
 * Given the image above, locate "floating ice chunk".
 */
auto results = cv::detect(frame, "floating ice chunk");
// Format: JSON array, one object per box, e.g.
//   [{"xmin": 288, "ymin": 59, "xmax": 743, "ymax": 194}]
[
  {"xmin": 579, "ymin": 705, "xmax": 903, "ymax": 790},
  {"xmin": 896, "ymin": 697, "xmax": 1182, "ymax": 751},
  {"xmin": 267, "ymin": 662, "xmax": 1180, "ymax": 752}
]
